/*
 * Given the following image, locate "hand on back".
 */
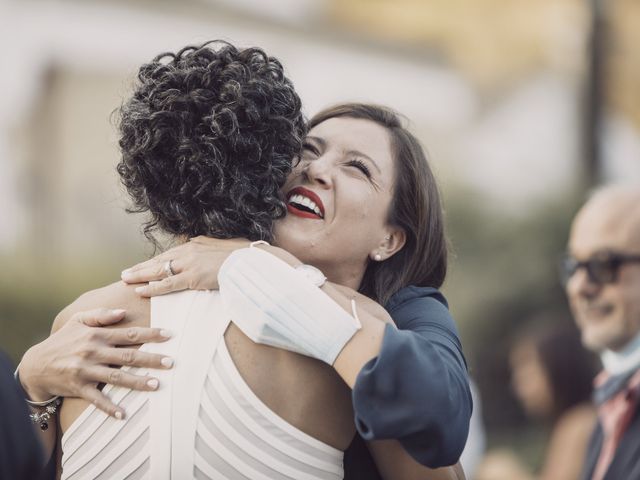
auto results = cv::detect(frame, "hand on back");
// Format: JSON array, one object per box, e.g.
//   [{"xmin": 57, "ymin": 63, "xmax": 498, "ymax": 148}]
[
  {"xmin": 19, "ymin": 308, "xmax": 172, "ymax": 418},
  {"xmin": 121, "ymin": 236, "xmax": 251, "ymax": 296}
]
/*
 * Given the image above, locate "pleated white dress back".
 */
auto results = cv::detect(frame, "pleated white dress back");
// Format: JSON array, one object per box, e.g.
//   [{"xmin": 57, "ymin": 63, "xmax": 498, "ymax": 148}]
[{"xmin": 60, "ymin": 289, "xmax": 344, "ymax": 479}]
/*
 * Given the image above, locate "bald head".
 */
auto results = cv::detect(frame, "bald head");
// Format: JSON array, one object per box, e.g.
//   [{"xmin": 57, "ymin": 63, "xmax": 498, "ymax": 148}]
[
  {"xmin": 566, "ymin": 184, "xmax": 640, "ymax": 353},
  {"xmin": 571, "ymin": 185, "xmax": 640, "ymax": 250}
]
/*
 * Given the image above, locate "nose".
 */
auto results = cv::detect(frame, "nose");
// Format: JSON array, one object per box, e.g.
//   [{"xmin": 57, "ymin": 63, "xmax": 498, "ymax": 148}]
[
  {"xmin": 302, "ymin": 155, "xmax": 333, "ymax": 189},
  {"xmin": 566, "ymin": 267, "xmax": 601, "ymax": 301}
]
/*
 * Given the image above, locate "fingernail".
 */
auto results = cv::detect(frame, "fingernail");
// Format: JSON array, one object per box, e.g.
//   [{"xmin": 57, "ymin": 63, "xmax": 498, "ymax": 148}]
[
  {"xmin": 160, "ymin": 329, "xmax": 172, "ymax": 338},
  {"xmin": 135, "ymin": 286, "xmax": 146, "ymax": 294},
  {"xmin": 111, "ymin": 309, "xmax": 126, "ymax": 315},
  {"xmin": 115, "ymin": 411, "xmax": 124, "ymax": 420},
  {"xmin": 161, "ymin": 357, "xmax": 174, "ymax": 368},
  {"xmin": 147, "ymin": 378, "xmax": 159, "ymax": 390}
]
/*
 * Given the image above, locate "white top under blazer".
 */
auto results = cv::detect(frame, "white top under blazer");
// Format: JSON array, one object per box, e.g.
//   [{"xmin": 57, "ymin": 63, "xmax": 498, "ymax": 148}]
[{"xmin": 60, "ymin": 289, "xmax": 344, "ymax": 479}]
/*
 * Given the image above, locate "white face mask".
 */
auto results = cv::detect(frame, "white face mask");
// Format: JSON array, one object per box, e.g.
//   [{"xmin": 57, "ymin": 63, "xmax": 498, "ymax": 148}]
[
  {"xmin": 601, "ymin": 331, "xmax": 640, "ymax": 375},
  {"xmin": 218, "ymin": 246, "xmax": 361, "ymax": 366}
]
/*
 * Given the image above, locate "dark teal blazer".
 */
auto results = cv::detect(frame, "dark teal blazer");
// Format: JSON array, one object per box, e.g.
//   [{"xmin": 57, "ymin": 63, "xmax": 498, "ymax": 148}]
[{"xmin": 345, "ymin": 286, "xmax": 472, "ymax": 477}]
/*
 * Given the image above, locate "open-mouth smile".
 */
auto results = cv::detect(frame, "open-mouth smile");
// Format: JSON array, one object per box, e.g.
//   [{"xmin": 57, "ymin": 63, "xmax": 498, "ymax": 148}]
[{"xmin": 286, "ymin": 187, "xmax": 325, "ymax": 219}]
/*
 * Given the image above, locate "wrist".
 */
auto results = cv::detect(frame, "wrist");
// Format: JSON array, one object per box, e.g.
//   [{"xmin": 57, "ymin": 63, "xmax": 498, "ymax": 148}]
[{"xmin": 18, "ymin": 346, "xmax": 53, "ymax": 402}]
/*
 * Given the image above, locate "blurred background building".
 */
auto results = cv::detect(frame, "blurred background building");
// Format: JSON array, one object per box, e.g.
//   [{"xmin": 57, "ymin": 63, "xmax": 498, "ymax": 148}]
[{"xmin": 1, "ymin": 0, "xmax": 638, "ymax": 476}]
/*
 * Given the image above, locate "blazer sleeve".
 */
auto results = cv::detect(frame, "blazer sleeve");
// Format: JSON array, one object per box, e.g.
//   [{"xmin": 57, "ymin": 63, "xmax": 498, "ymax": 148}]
[
  {"xmin": 351, "ymin": 286, "xmax": 472, "ymax": 468},
  {"xmin": 0, "ymin": 352, "xmax": 49, "ymax": 480}
]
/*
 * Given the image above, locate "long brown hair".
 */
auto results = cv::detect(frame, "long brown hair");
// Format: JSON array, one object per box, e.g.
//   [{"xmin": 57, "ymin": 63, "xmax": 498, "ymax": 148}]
[
  {"xmin": 308, "ymin": 103, "xmax": 447, "ymax": 305},
  {"xmin": 514, "ymin": 321, "xmax": 598, "ymax": 420}
]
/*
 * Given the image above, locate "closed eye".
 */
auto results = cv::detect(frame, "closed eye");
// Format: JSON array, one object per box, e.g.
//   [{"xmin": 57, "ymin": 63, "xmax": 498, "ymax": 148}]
[
  {"xmin": 347, "ymin": 158, "xmax": 371, "ymax": 178},
  {"xmin": 302, "ymin": 142, "xmax": 320, "ymax": 156}
]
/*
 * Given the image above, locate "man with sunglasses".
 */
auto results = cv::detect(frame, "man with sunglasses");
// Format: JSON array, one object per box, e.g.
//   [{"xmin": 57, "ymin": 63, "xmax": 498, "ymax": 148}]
[{"xmin": 562, "ymin": 185, "xmax": 640, "ymax": 480}]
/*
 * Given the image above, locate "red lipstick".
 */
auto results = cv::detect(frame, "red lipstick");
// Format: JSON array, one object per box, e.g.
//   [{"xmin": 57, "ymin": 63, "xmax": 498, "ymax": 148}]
[{"xmin": 286, "ymin": 187, "xmax": 325, "ymax": 219}]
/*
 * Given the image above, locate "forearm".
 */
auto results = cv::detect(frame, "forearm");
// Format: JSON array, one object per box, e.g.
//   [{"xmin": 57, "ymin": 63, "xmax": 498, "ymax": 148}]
[
  {"xmin": 330, "ymin": 299, "xmax": 386, "ymax": 387},
  {"xmin": 15, "ymin": 348, "xmax": 58, "ymax": 472}
]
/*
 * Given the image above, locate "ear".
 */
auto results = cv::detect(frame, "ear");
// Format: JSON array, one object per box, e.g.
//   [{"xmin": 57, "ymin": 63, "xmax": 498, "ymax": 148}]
[{"xmin": 370, "ymin": 227, "xmax": 406, "ymax": 262}]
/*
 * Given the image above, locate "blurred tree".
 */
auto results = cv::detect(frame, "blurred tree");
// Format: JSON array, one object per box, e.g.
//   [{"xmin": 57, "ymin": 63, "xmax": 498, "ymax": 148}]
[{"xmin": 442, "ymin": 185, "xmax": 584, "ymax": 441}]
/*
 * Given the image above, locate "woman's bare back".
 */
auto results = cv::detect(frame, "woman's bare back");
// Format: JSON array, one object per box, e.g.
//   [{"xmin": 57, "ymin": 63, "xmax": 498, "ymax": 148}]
[{"xmin": 57, "ymin": 281, "xmax": 355, "ymax": 451}]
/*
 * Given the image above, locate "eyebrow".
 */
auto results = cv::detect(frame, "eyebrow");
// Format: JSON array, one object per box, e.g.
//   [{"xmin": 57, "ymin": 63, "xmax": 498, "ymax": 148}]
[
  {"xmin": 306, "ymin": 135, "xmax": 382, "ymax": 174},
  {"xmin": 306, "ymin": 136, "xmax": 326, "ymax": 149}
]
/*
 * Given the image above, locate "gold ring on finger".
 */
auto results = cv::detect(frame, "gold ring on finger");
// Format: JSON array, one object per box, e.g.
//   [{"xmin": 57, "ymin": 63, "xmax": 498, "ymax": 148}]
[{"xmin": 163, "ymin": 260, "xmax": 175, "ymax": 277}]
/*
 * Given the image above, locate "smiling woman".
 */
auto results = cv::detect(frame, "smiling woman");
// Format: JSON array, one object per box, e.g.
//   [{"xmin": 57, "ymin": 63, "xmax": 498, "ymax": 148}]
[
  {"xmin": 16, "ymin": 52, "xmax": 469, "ymax": 479},
  {"xmin": 285, "ymin": 104, "xmax": 448, "ymax": 307},
  {"xmin": 275, "ymin": 115, "xmax": 405, "ymax": 292}
]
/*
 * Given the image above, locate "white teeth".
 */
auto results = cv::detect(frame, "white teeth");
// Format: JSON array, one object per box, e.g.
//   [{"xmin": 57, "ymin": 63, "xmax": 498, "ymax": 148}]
[{"xmin": 289, "ymin": 194, "xmax": 322, "ymax": 217}]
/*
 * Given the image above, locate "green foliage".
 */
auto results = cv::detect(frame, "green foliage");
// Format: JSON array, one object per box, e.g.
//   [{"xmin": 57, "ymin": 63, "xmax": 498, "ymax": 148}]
[
  {"xmin": 0, "ymin": 252, "xmax": 142, "ymax": 364},
  {"xmin": 442, "ymin": 186, "xmax": 585, "ymax": 432}
]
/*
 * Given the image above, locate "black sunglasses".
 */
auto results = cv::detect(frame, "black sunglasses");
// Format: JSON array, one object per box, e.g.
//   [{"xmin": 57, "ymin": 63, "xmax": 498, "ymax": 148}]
[{"xmin": 560, "ymin": 252, "xmax": 640, "ymax": 285}]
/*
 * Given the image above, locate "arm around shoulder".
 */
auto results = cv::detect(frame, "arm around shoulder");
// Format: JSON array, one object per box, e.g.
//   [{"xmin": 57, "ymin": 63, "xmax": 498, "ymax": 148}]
[
  {"xmin": 353, "ymin": 288, "xmax": 472, "ymax": 467},
  {"xmin": 218, "ymin": 247, "xmax": 472, "ymax": 466}
]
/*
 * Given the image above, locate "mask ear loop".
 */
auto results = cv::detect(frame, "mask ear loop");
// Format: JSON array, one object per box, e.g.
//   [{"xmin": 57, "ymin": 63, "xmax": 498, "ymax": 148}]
[
  {"xmin": 250, "ymin": 240, "xmax": 270, "ymax": 248},
  {"xmin": 350, "ymin": 299, "xmax": 362, "ymax": 328}
]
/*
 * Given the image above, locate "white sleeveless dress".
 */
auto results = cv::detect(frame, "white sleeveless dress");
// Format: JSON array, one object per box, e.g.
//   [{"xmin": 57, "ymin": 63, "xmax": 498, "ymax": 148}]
[{"xmin": 60, "ymin": 290, "xmax": 344, "ymax": 479}]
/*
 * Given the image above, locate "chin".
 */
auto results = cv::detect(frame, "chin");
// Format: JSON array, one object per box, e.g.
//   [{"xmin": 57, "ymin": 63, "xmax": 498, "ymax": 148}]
[
  {"xmin": 582, "ymin": 326, "xmax": 625, "ymax": 352},
  {"xmin": 581, "ymin": 332, "xmax": 606, "ymax": 353}
]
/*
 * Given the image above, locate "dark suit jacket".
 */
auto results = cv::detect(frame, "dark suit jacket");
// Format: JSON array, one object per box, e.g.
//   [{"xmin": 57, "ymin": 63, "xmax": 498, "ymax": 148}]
[
  {"xmin": 0, "ymin": 351, "xmax": 51, "ymax": 480},
  {"xmin": 581, "ymin": 382, "xmax": 640, "ymax": 480}
]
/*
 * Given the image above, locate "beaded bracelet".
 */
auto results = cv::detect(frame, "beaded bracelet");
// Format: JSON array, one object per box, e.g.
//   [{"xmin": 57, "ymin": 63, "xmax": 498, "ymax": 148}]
[
  {"xmin": 14, "ymin": 367, "xmax": 62, "ymax": 430},
  {"xmin": 28, "ymin": 397, "xmax": 62, "ymax": 431}
]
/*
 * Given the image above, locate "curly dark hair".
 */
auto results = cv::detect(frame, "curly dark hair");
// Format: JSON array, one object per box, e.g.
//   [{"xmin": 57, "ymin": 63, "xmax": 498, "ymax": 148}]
[{"xmin": 117, "ymin": 41, "xmax": 305, "ymax": 245}]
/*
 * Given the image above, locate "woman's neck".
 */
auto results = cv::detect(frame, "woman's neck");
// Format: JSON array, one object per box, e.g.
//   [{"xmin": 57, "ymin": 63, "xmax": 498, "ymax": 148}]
[{"xmin": 318, "ymin": 261, "xmax": 365, "ymax": 291}]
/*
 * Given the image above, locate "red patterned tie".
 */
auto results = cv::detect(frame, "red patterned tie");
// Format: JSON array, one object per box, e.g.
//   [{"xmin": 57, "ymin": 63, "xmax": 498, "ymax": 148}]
[{"xmin": 592, "ymin": 370, "xmax": 640, "ymax": 480}]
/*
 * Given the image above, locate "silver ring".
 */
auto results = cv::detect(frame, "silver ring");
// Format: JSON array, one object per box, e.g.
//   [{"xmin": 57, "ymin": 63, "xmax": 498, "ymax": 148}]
[{"xmin": 163, "ymin": 260, "xmax": 175, "ymax": 277}]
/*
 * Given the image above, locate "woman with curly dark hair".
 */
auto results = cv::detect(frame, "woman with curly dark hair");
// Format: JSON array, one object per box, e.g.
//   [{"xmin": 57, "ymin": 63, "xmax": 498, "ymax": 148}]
[
  {"xmin": 117, "ymin": 41, "xmax": 303, "ymax": 244},
  {"xmin": 18, "ymin": 44, "xmax": 469, "ymax": 479}
]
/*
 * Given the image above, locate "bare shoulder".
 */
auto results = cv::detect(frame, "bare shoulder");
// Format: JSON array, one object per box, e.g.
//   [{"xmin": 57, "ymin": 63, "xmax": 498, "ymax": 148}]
[
  {"xmin": 52, "ymin": 281, "xmax": 148, "ymax": 333},
  {"xmin": 554, "ymin": 403, "xmax": 597, "ymax": 439},
  {"xmin": 331, "ymin": 283, "xmax": 394, "ymax": 325}
]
